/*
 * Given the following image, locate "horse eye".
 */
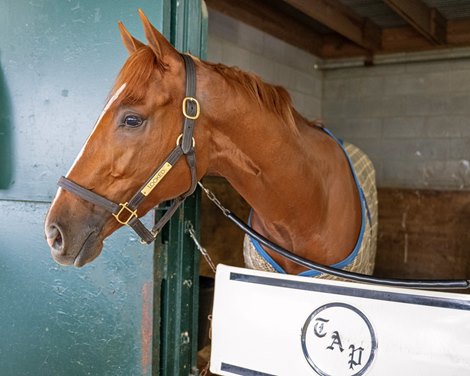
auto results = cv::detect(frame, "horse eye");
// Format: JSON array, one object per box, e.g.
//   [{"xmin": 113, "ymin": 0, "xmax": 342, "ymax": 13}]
[{"xmin": 122, "ymin": 114, "xmax": 143, "ymax": 128}]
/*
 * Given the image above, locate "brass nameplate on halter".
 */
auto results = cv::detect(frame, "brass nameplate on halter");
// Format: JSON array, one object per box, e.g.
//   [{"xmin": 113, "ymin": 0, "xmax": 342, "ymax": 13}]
[{"xmin": 141, "ymin": 162, "xmax": 173, "ymax": 196}]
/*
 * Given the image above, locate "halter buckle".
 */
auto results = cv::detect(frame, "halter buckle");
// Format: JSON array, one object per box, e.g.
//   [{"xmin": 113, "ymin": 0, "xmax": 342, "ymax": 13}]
[
  {"xmin": 182, "ymin": 96, "xmax": 200, "ymax": 120},
  {"xmin": 176, "ymin": 134, "xmax": 195, "ymax": 148},
  {"xmin": 113, "ymin": 202, "xmax": 138, "ymax": 225},
  {"xmin": 139, "ymin": 229, "xmax": 159, "ymax": 245}
]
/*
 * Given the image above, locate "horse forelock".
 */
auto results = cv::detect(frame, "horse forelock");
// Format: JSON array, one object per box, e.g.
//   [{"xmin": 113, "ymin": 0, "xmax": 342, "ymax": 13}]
[{"xmin": 112, "ymin": 46, "xmax": 164, "ymax": 105}]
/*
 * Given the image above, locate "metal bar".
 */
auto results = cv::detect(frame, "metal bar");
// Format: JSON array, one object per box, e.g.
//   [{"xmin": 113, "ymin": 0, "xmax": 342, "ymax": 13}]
[
  {"xmin": 318, "ymin": 46, "xmax": 470, "ymax": 70},
  {"xmin": 157, "ymin": 196, "xmax": 201, "ymax": 375},
  {"xmin": 153, "ymin": 1, "xmax": 207, "ymax": 375},
  {"xmin": 0, "ymin": 65, "xmax": 12, "ymax": 189}
]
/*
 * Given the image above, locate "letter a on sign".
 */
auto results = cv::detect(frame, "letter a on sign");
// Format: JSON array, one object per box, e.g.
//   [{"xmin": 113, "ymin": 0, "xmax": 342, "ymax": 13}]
[{"xmin": 326, "ymin": 331, "xmax": 344, "ymax": 352}]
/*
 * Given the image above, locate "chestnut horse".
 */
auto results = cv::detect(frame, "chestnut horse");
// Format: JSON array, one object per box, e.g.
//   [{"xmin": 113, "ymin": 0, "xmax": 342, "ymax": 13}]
[{"xmin": 45, "ymin": 10, "xmax": 377, "ymax": 276}]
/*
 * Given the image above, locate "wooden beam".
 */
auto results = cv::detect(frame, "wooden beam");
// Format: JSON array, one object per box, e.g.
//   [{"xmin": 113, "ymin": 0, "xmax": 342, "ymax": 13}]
[
  {"xmin": 283, "ymin": 0, "xmax": 382, "ymax": 51},
  {"xmin": 207, "ymin": 0, "xmax": 470, "ymax": 60},
  {"xmin": 205, "ymin": 0, "xmax": 323, "ymax": 56},
  {"xmin": 384, "ymin": 0, "xmax": 447, "ymax": 45},
  {"xmin": 382, "ymin": 18, "xmax": 470, "ymax": 52},
  {"xmin": 322, "ymin": 18, "xmax": 470, "ymax": 59},
  {"xmin": 447, "ymin": 18, "xmax": 470, "ymax": 45},
  {"xmin": 321, "ymin": 35, "xmax": 368, "ymax": 59},
  {"xmin": 382, "ymin": 25, "xmax": 436, "ymax": 52}
]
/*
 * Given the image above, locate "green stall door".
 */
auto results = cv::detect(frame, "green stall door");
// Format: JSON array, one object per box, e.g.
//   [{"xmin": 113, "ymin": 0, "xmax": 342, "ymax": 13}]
[{"xmin": 0, "ymin": 0, "xmax": 206, "ymax": 375}]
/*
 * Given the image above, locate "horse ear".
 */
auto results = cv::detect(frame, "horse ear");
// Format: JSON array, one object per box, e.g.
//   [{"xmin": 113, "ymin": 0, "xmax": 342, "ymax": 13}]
[
  {"xmin": 138, "ymin": 9, "xmax": 178, "ymax": 61},
  {"xmin": 118, "ymin": 21, "xmax": 145, "ymax": 54}
]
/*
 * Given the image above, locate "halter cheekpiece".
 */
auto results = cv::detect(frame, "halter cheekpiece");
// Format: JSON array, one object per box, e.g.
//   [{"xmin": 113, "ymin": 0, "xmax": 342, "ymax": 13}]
[{"xmin": 58, "ymin": 54, "xmax": 200, "ymax": 244}]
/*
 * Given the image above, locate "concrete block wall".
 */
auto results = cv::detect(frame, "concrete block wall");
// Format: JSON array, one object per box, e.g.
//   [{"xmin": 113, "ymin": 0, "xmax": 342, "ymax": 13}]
[
  {"xmin": 207, "ymin": 10, "xmax": 470, "ymax": 190},
  {"xmin": 323, "ymin": 60, "xmax": 470, "ymax": 190},
  {"xmin": 207, "ymin": 9, "xmax": 322, "ymax": 120}
]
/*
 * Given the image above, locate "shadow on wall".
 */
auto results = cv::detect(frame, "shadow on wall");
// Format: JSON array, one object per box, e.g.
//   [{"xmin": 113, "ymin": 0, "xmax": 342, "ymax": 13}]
[{"xmin": 0, "ymin": 57, "xmax": 13, "ymax": 189}]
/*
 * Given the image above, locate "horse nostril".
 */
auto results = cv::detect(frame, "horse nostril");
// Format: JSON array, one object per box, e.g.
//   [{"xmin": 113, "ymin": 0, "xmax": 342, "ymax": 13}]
[
  {"xmin": 47, "ymin": 224, "xmax": 65, "ymax": 254},
  {"xmin": 54, "ymin": 230, "xmax": 63, "ymax": 250}
]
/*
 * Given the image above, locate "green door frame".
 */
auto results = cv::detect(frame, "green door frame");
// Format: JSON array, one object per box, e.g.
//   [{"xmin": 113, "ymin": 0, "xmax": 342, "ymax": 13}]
[{"xmin": 152, "ymin": 1, "xmax": 207, "ymax": 375}]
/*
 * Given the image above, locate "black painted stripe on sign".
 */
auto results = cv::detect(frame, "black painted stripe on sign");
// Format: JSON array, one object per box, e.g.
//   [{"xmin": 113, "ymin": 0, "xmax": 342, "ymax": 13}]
[
  {"xmin": 230, "ymin": 272, "xmax": 470, "ymax": 311},
  {"xmin": 221, "ymin": 363, "xmax": 277, "ymax": 376}
]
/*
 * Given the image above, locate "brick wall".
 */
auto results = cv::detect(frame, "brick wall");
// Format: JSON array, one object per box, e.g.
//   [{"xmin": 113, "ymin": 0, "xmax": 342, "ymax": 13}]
[
  {"xmin": 323, "ymin": 60, "xmax": 470, "ymax": 189},
  {"xmin": 207, "ymin": 9, "xmax": 322, "ymax": 120}
]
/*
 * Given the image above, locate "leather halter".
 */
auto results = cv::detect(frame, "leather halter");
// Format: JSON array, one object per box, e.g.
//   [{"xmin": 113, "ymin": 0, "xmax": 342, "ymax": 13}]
[
  {"xmin": 56, "ymin": 53, "xmax": 470, "ymax": 290},
  {"xmin": 58, "ymin": 54, "xmax": 199, "ymax": 244}
]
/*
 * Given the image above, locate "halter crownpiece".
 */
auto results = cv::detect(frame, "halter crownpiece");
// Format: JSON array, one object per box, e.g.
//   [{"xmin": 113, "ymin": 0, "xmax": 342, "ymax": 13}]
[{"xmin": 58, "ymin": 54, "xmax": 200, "ymax": 244}]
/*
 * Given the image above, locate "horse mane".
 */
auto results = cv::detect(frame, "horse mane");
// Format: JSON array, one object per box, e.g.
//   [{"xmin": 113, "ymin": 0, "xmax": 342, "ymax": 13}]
[
  {"xmin": 112, "ymin": 46, "xmax": 301, "ymax": 134},
  {"xmin": 201, "ymin": 61, "xmax": 298, "ymax": 133}
]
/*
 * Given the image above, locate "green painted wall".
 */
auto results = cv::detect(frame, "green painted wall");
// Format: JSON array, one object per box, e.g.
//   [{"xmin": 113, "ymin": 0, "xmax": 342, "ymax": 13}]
[
  {"xmin": 0, "ymin": 0, "xmax": 166, "ymax": 201},
  {"xmin": 0, "ymin": 201, "xmax": 154, "ymax": 375},
  {"xmin": 0, "ymin": 1, "xmax": 167, "ymax": 375},
  {"xmin": 0, "ymin": 0, "xmax": 207, "ymax": 373}
]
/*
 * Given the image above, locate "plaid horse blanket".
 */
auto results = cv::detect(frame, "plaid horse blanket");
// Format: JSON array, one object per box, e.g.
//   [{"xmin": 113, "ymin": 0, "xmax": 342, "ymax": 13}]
[{"xmin": 243, "ymin": 141, "xmax": 378, "ymax": 280}]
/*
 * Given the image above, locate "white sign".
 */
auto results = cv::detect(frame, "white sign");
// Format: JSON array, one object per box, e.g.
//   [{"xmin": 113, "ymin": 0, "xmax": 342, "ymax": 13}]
[{"xmin": 210, "ymin": 265, "xmax": 470, "ymax": 376}]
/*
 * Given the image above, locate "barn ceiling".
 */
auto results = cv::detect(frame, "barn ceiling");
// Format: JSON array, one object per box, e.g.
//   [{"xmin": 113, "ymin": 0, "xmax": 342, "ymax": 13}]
[{"xmin": 205, "ymin": 0, "xmax": 470, "ymax": 60}]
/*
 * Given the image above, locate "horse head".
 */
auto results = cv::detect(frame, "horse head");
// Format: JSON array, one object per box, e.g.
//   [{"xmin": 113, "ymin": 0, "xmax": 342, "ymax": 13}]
[{"xmin": 44, "ymin": 10, "xmax": 210, "ymax": 267}]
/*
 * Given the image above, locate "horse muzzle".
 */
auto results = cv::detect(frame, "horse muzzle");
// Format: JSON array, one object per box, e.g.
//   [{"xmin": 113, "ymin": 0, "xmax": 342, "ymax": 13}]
[
  {"xmin": 46, "ymin": 221, "xmax": 103, "ymax": 267},
  {"xmin": 45, "ymin": 193, "xmax": 108, "ymax": 267}
]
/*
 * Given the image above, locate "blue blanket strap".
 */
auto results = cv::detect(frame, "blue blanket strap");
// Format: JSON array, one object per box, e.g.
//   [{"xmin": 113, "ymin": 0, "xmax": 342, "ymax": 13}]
[{"xmin": 249, "ymin": 127, "xmax": 370, "ymax": 277}]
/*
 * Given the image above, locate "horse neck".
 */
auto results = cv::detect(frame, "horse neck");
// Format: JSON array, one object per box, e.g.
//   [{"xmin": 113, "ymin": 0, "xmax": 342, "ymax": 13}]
[
  {"xmin": 202, "ymin": 74, "xmax": 361, "ymax": 273},
  {"xmin": 207, "ymin": 104, "xmax": 328, "ymax": 226}
]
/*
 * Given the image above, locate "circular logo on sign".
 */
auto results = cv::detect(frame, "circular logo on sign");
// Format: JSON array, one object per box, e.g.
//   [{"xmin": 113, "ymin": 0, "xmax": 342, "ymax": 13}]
[{"xmin": 301, "ymin": 303, "xmax": 377, "ymax": 376}]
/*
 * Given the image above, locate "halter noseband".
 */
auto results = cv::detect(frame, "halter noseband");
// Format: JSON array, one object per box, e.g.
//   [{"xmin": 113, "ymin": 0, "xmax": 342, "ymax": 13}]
[{"xmin": 58, "ymin": 54, "xmax": 200, "ymax": 244}]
